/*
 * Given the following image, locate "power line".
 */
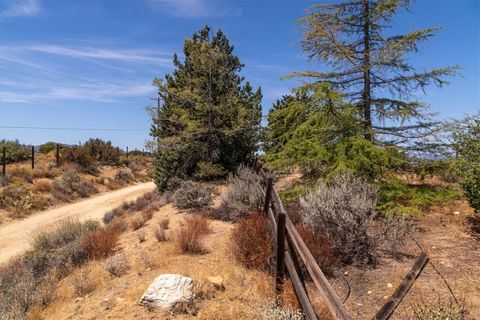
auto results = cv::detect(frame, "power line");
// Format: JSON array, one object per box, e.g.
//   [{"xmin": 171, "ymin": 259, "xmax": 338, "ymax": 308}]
[{"xmin": 0, "ymin": 125, "xmax": 145, "ymax": 132}]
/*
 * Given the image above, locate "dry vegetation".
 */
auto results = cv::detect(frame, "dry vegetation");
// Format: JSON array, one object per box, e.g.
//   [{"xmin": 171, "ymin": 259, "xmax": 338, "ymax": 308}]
[
  {"xmin": 0, "ymin": 152, "xmax": 152, "ymax": 223},
  {"xmin": 0, "ymin": 168, "xmax": 478, "ymax": 319}
]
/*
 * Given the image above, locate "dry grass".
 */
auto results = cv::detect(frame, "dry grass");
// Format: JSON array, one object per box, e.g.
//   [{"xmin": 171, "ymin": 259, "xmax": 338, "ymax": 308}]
[
  {"xmin": 176, "ymin": 214, "xmax": 210, "ymax": 254},
  {"xmin": 130, "ymin": 215, "xmax": 147, "ymax": 231},
  {"xmin": 153, "ymin": 224, "xmax": 167, "ymax": 242},
  {"xmin": 81, "ymin": 227, "xmax": 119, "ymax": 259},
  {"xmin": 159, "ymin": 217, "xmax": 170, "ymax": 229},
  {"xmin": 32, "ymin": 178, "xmax": 53, "ymax": 193}
]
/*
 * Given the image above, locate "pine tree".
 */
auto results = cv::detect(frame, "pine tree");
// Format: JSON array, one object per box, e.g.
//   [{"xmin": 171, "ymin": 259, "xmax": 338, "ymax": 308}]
[
  {"xmin": 151, "ymin": 26, "xmax": 262, "ymax": 190},
  {"xmin": 291, "ymin": 0, "xmax": 458, "ymax": 150}
]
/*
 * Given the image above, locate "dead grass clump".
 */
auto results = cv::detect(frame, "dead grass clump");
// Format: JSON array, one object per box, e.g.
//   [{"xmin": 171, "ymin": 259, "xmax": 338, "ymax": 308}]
[
  {"xmin": 231, "ymin": 211, "xmax": 274, "ymax": 271},
  {"xmin": 139, "ymin": 251, "xmax": 155, "ymax": 269},
  {"xmin": 109, "ymin": 216, "xmax": 128, "ymax": 233},
  {"xmin": 159, "ymin": 217, "xmax": 170, "ymax": 229},
  {"xmin": 220, "ymin": 165, "xmax": 264, "ymax": 220},
  {"xmin": 142, "ymin": 208, "xmax": 154, "ymax": 221},
  {"xmin": 32, "ymin": 178, "xmax": 53, "ymax": 193},
  {"xmin": 80, "ymin": 227, "xmax": 119, "ymax": 259},
  {"xmin": 153, "ymin": 224, "xmax": 167, "ymax": 242},
  {"xmin": 8, "ymin": 166, "xmax": 32, "ymax": 183},
  {"xmin": 130, "ymin": 215, "xmax": 147, "ymax": 230},
  {"xmin": 106, "ymin": 254, "xmax": 130, "ymax": 277},
  {"xmin": 72, "ymin": 270, "xmax": 95, "ymax": 296},
  {"xmin": 172, "ymin": 180, "xmax": 214, "ymax": 210},
  {"xmin": 137, "ymin": 230, "xmax": 146, "ymax": 243},
  {"xmin": 176, "ymin": 214, "xmax": 210, "ymax": 254}
]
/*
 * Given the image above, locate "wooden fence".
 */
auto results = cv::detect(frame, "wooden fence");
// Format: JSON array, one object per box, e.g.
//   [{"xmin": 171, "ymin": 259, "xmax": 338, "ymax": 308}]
[{"xmin": 253, "ymin": 160, "xmax": 429, "ymax": 320}]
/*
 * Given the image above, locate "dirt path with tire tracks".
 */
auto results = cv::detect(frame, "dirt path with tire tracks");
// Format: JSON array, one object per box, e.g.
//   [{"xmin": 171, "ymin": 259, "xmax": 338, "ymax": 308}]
[{"xmin": 0, "ymin": 182, "xmax": 155, "ymax": 264}]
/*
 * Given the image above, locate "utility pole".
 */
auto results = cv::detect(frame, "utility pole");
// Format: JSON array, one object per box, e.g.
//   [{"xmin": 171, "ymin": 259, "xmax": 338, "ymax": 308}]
[{"xmin": 150, "ymin": 96, "xmax": 162, "ymax": 150}]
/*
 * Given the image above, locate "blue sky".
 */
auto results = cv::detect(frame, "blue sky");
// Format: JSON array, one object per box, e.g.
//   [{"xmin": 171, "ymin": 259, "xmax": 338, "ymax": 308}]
[{"xmin": 0, "ymin": 0, "xmax": 478, "ymax": 149}]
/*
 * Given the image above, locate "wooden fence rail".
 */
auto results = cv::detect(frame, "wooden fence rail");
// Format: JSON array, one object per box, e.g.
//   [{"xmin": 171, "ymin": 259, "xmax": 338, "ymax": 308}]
[
  {"xmin": 257, "ymin": 163, "xmax": 352, "ymax": 320},
  {"xmin": 254, "ymin": 159, "xmax": 428, "ymax": 320}
]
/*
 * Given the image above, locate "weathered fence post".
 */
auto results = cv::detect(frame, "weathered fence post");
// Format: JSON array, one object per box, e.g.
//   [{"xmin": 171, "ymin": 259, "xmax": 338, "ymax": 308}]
[
  {"xmin": 31, "ymin": 145, "xmax": 35, "ymax": 169},
  {"xmin": 2, "ymin": 146, "xmax": 6, "ymax": 176},
  {"xmin": 276, "ymin": 211, "xmax": 287, "ymax": 294},
  {"xmin": 263, "ymin": 176, "xmax": 274, "ymax": 215},
  {"xmin": 56, "ymin": 144, "xmax": 60, "ymax": 166}
]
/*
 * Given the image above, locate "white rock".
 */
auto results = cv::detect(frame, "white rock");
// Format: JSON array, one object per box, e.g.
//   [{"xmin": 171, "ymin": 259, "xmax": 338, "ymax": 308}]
[
  {"xmin": 139, "ymin": 274, "xmax": 193, "ymax": 309},
  {"xmin": 367, "ymin": 290, "xmax": 372, "ymax": 294},
  {"xmin": 387, "ymin": 283, "xmax": 393, "ymax": 288},
  {"xmin": 453, "ymin": 211, "xmax": 460, "ymax": 215}
]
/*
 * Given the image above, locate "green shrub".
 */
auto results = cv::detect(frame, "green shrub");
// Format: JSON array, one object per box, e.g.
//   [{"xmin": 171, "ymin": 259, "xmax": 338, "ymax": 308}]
[
  {"xmin": 452, "ymin": 115, "xmax": 480, "ymax": 212},
  {"xmin": 0, "ymin": 186, "xmax": 49, "ymax": 217},
  {"xmin": 62, "ymin": 147, "xmax": 94, "ymax": 168},
  {"xmin": 0, "ymin": 140, "xmax": 30, "ymax": 163},
  {"xmin": 378, "ymin": 177, "xmax": 461, "ymax": 216},
  {"xmin": 38, "ymin": 141, "xmax": 57, "ymax": 154},
  {"xmin": 194, "ymin": 161, "xmax": 226, "ymax": 180},
  {"xmin": 82, "ymin": 138, "xmax": 121, "ymax": 165}
]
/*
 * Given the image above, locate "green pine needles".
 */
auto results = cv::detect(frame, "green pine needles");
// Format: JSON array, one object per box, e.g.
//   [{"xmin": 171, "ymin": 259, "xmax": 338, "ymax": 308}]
[{"xmin": 150, "ymin": 26, "xmax": 262, "ymax": 190}]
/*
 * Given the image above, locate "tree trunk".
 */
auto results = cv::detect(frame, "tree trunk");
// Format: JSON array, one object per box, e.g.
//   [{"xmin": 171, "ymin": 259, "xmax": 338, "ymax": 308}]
[{"xmin": 363, "ymin": 0, "xmax": 372, "ymax": 141}]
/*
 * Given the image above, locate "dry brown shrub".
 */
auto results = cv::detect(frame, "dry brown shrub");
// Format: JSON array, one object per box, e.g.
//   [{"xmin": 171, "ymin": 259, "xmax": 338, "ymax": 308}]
[
  {"xmin": 80, "ymin": 227, "xmax": 119, "ymax": 259},
  {"xmin": 72, "ymin": 270, "xmax": 95, "ymax": 295},
  {"xmin": 32, "ymin": 179, "xmax": 52, "ymax": 193},
  {"xmin": 142, "ymin": 208, "xmax": 154, "ymax": 221},
  {"xmin": 296, "ymin": 223, "xmax": 336, "ymax": 276},
  {"xmin": 231, "ymin": 211, "xmax": 274, "ymax": 271},
  {"xmin": 130, "ymin": 215, "xmax": 147, "ymax": 230},
  {"xmin": 176, "ymin": 214, "xmax": 210, "ymax": 254},
  {"xmin": 109, "ymin": 217, "xmax": 127, "ymax": 233}
]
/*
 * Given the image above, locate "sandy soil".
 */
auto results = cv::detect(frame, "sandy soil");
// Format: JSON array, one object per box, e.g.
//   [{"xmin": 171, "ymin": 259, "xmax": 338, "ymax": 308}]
[{"xmin": 0, "ymin": 182, "xmax": 155, "ymax": 264}]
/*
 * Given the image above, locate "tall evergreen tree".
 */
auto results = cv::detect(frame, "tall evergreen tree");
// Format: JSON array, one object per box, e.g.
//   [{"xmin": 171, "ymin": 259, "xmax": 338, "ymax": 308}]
[
  {"xmin": 291, "ymin": 0, "xmax": 458, "ymax": 150},
  {"xmin": 150, "ymin": 26, "xmax": 262, "ymax": 190}
]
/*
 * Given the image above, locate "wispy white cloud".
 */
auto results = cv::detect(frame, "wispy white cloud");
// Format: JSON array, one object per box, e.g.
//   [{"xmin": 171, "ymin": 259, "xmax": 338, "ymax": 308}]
[
  {"xmin": 149, "ymin": 0, "xmax": 241, "ymax": 18},
  {"xmin": 25, "ymin": 45, "xmax": 172, "ymax": 66},
  {"xmin": 0, "ymin": 81, "xmax": 155, "ymax": 103},
  {"xmin": 0, "ymin": 0, "xmax": 40, "ymax": 18}
]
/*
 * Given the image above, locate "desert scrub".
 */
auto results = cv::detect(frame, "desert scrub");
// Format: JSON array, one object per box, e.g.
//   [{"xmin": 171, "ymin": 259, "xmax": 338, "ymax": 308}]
[
  {"xmin": 115, "ymin": 169, "xmax": 134, "ymax": 183},
  {"xmin": 0, "ymin": 186, "xmax": 50, "ymax": 217},
  {"xmin": 172, "ymin": 180, "xmax": 214, "ymax": 210},
  {"xmin": 220, "ymin": 165, "xmax": 264, "ymax": 220},
  {"xmin": 72, "ymin": 270, "xmax": 96, "ymax": 295},
  {"xmin": 300, "ymin": 172, "xmax": 378, "ymax": 266},
  {"xmin": 52, "ymin": 169, "xmax": 98, "ymax": 199},
  {"xmin": 177, "ymin": 214, "xmax": 210, "ymax": 254},
  {"xmin": 106, "ymin": 254, "xmax": 130, "ymax": 277},
  {"xmin": 0, "ymin": 220, "xmax": 100, "ymax": 319}
]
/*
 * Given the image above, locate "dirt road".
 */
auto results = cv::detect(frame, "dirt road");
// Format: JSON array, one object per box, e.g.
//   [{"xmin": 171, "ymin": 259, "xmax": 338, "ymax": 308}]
[{"xmin": 0, "ymin": 182, "xmax": 155, "ymax": 264}]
